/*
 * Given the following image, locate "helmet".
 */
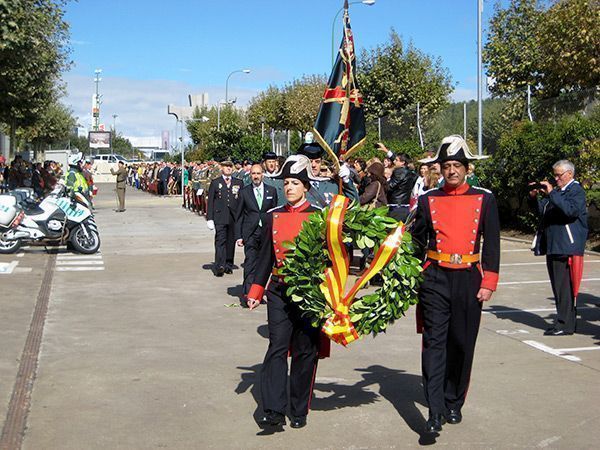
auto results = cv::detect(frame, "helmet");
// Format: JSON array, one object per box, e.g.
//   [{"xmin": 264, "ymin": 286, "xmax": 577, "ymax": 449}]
[{"xmin": 68, "ymin": 152, "xmax": 83, "ymax": 166}]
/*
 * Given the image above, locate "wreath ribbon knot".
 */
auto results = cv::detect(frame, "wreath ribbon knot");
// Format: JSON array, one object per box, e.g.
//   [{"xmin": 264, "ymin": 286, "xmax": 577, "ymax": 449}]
[{"xmin": 320, "ymin": 195, "xmax": 406, "ymax": 346}]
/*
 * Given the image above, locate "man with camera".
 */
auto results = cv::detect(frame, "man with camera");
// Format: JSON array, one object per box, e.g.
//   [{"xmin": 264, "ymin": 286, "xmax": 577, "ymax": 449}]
[
  {"xmin": 528, "ymin": 160, "xmax": 588, "ymax": 336},
  {"xmin": 376, "ymin": 143, "xmax": 417, "ymax": 222}
]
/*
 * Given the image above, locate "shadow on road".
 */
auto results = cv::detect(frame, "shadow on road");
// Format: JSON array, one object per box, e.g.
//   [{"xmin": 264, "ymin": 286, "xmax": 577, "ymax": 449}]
[{"xmin": 234, "ymin": 362, "xmax": 436, "ymax": 445}]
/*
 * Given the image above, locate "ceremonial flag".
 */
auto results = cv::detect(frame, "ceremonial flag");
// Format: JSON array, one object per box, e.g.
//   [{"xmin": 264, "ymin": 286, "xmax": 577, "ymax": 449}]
[{"xmin": 313, "ymin": 0, "xmax": 366, "ymax": 164}]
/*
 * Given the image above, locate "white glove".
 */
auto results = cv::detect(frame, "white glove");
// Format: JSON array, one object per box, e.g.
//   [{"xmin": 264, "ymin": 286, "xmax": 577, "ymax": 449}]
[
  {"xmin": 206, "ymin": 220, "xmax": 215, "ymax": 230},
  {"xmin": 338, "ymin": 164, "xmax": 351, "ymax": 183}
]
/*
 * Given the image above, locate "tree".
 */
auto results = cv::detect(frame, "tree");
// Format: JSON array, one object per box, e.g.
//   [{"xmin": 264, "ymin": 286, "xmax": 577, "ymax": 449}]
[
  {"xmin": 18, "ymin": 101, "xmax": 75, "ymax": 157},
  {"xmin": 357, "ymin": 30, "xmax": 453, "ymax": 129},
  {"xmin": 282, "ymin": 74, "xmax": 327, "ymax": 134},
  {"xmin": 537, "ymin": 0, "xmax": 600, "ymax": 96},
  {"xmin": 0, "ymin": 0, "xmax": 71, "ymax": 152},
  {"xmin": 246, "ymin": 86, "xmax": 286, "ymax": 132}
]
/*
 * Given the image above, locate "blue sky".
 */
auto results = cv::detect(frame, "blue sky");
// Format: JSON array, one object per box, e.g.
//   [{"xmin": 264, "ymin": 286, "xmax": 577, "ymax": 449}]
[{"xmin": 63, "ymin": 0, "xmax": 502, "ymax": 140}]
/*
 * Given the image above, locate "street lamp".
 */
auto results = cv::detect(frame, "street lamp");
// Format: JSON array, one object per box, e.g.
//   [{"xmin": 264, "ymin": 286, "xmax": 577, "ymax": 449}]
[
  {"xmin": 93, "ymin": 69, "xmax": 102, "ymax": 131},
  {"xmin": 331, "ymin": 0, "xmax": 375, "ymax": 66},
  {"xmin": 225, "ymin": 69, "xmax": 250, "ymax": 104},
  {"xmin": 177, "ymin": 116, "xmax": 210, "ymax": 200}
]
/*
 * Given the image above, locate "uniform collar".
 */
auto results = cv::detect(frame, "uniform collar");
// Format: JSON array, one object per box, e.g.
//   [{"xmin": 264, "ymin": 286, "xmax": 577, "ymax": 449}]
[
  {"xmin": 442, "ymin": 181, "xmax": 470, "ymax": 195},
  {"xmin": 284, "ymin": 198, "xmax": 309, "ymax": 212}
]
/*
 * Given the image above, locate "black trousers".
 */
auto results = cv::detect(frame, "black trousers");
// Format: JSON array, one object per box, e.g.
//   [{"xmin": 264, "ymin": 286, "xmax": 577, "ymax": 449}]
[
  {"xmin": 214, "ymin": 221, "xmax": 235, "ymax": 269},
  {"xmin": 261, "ymin": 280, "xmax": 319, "ymax": 417},
  {"xmin": 242, "ymin": 227, "xmax": 262, "ymax": 296},
  {"xmin": 546, "ymin": 255, "xmax": 576, "ymax": 333},
  {"xmin": 419, "ymin": 264, "xmax": 483, "ymax": 414}
]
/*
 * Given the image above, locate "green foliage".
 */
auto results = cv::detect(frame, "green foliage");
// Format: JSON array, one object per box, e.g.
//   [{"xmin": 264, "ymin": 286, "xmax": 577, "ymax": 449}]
[
  {"xmin": 478, "ymin": 112, "xmax": 600, "ymax": 229},
  {"xmin": 278, "ymin": 202, "xmax": 421, "ymax": 338},
  {"xmin": 18, "ymin": 101, "xmax": 74, "ymax": 155},
  {"xmin": 357, "ymin": 29, "xmax": 453, "ymax": 127},
  {"xmin": 0, "ymin": 0, "xmax": 71, "ymax": 151}
]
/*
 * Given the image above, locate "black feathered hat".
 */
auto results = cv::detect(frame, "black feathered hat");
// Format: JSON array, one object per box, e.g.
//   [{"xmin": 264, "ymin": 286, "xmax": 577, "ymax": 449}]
[
  {"xmin": 420, "ymin": 135, "xmax": 489, "ymax": 165},
  {"xmin": 268, "ymin": 155, "xmax": 328, "ymax": 182}
]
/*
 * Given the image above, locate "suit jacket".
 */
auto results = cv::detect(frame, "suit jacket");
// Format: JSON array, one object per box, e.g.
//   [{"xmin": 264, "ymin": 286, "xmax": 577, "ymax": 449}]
[
  {"xmin": 529, "ymin": 180, "xmax": 588, "ymax": 256},
  {"xmin": 207, "ymin": 176, "xmax": 244, "ymax": 224},
  {"xmin": 234, "ymin": 183, "xmax": 278, "ymax": 241},
  {"xmin": 110, "ymin": 166, "xmax": 127, "ymax": 188}
]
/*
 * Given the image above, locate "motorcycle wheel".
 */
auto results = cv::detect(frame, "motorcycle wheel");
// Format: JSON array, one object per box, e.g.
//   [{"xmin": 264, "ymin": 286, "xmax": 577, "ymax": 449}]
[
  {"xmin": 0, "ymin": 237, "xmax": 22, "ymax": 254},
  {"xmin": 69, "ymin": 225, "xmax": 100, "ymax": 254}
]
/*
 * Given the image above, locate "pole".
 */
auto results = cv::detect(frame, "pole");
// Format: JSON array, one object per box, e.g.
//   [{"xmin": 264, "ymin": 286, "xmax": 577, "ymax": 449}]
[
  {"xmin": 261, "ymin": 122, "xmax": 265, "ymax": 140},
  {"xmin": 217, "ymin": 103, "xmax": 221, "ymax": 131},
  {"xmin": 180, "ymin": 119, "xmax": 185, "ymax": 201},
  {"xmin": 416, "ymin": 102, "xmax": 424, "ymax": 149},
  {"xmin": 463, "ymin": 102, "xmax": 467, "ymax": 139},
  {"xmin": 331, "ymin": 1, "xmax": 374, "ymax": 66},
  {"xmin": 477, "ymin": 0, "xmax": 483, "ymax": 156},
  {"xmin": 378, "ymin": 117, "xmax": 381, "ymax": 140},
  {"xmin": 527, "ymin": 84, "xmax": 533, "ymax": 122}
]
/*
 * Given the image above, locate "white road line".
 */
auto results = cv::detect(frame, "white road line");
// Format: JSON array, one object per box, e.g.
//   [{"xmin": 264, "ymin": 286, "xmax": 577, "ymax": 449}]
[
  {"xmin": 555, "ymin": 346, "xmax": 600, "ymax": 353},
  {"xmin": 56, "ymin": 261, "xmax": 104, "ymax": 266},
  {"xmin": 16, "ymin": 253, "xmax": 25, "ymax": 258},
  {"xmin": 522, "ymin": 340, "xmax": 581, "ymax": 362},
  {"xmin": 13, "ymin": 267, "xmax": 33, "ymax": 273},
  {"xmin": 0, "ymin": 261, "xmax": 18, "ymax": 274},
  {"xmin": 483, "ymin": 306, "xmax": 596, "ymax": 315},
  {"xmin": 56, "ymin": 256, "xmax": 103, "ymax": 261},
  {"xmin": 499, "ymin": 278, "xmax": 600, "ymax": 286},
  {"xmin": 501, "ymin": 261, "xmax": 600, "ymax": 267},
  {"xmin": 56, "ymin": 267, "xmax": 105, "ymax": 272}
]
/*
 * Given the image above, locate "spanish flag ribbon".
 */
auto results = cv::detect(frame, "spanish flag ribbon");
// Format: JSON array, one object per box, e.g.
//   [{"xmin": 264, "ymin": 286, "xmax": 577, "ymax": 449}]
[{"xmin": 321, "ymin": 195, "xmax": 405, "ymax": 346}]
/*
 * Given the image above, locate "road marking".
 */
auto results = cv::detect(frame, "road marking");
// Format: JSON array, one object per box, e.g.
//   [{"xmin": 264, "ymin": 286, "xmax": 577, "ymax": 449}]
[
  {"xmin": 522, "ymin": 340, "xmax": 581, "ymax": 362},
  {"xmin": 13, "ymin": 267, "xmax": 33, "ymax": 274},
  {"xmin": 501, "ymin": 261, "xmax": 600, "ymax": 267},
  {"xmin": 496, "ymin": 329, "xmax": 530, "ymax": 335},
  {"xmin": 555, "ymin": 346, "xmax": 600, "ymax": 353},
  {"xmin": 0, "ymin": 261, "xmax": 18, "ymax": 274},
  {"xmin": 499, "ymin": 278, "xmax": 600, "ymax": 286},
  {"xmin": 56, "ymin": 260, "xmax": 104, "ymax": 265},
  {"xmin": 56, "ymin": 254, "xmax": 102, "ymax": 259},
  {"xmin": 484, "ymin": 306, "xmax": 596, "ymax": 315},
  {"xmin": 56, "ymin": 266, "xmax": 105, "ymax": 271},
  {"xmin": 16, "ymin": 253, "xmax": 24, "ymax": 257}
]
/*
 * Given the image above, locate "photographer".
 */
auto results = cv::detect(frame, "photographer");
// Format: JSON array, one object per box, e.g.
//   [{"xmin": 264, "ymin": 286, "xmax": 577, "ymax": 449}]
[
  {"xmin": 528, "ymin": 160, "xmax": 588, "ymax": 336},
  {"xmin": 376, "ymin": 143, "xmax": 417, "ymax": 222}
]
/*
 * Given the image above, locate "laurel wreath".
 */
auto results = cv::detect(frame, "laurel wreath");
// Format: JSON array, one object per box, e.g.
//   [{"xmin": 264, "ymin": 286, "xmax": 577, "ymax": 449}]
[{"xmin": 279, "ymin": 203, "xmax": 422, "ymax": 337}]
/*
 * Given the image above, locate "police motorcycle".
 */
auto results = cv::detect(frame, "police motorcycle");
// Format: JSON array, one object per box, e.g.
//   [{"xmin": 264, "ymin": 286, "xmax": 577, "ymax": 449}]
[{"xmin": 0, "ymin": 173, "xmax": 100, "ymax": 255}]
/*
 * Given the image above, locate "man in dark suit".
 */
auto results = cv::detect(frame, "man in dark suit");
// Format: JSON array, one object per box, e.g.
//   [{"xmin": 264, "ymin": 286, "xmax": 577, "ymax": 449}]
[
  {"xmin": 206, "ymin": 160, "xmax": 244, "ymax": 277},
  {"xmin": 529, "ymin": 159, "xmax": 588, "ymax": 336},
  {"xmin": 235, "ymin": 164, "xmax": 278, "ymax": 305},
  {"xmin": 158, "ymin": 163, "xmax": 171, "ymax": 196}
]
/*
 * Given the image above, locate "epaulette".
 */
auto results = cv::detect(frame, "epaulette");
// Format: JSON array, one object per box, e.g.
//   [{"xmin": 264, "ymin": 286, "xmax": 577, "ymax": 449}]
[
  {"xmin": 422, "ymin": 187, "xmax": 440, "ymax": 195},
  {"xmin": 267, "ymin": 205, "xmax": 285, "ymax": 214},
  {"xmin": 472, "ymin": 186, "xmax": 492, "ymax": 194}
]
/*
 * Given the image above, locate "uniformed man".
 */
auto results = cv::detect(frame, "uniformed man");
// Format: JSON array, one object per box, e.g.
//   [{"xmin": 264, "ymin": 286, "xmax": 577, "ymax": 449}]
[
  {"xmin": 110, "ymin": 160, "xmax": 127, "ymax": 212},
  {"xmin": 65, "ymin": 152, "xmax": 89, "ymax": 198},
  {"xmin": 206, "ymin": 160, "xmax": 244, "ymax": 277},
  {"xmin": 296, "ymin": 142, "xmax": 358, "ymax": 207},
  {"xmin": 262, "ymin": 151, "xmax": 285, "ymax": 206},
  {"xmin": 411, "ymin": 135, "xmax": 500, "ymax": 433}
]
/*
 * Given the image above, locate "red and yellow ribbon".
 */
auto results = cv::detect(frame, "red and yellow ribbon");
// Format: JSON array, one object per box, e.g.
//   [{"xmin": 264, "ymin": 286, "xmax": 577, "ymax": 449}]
[{"xmin": 321, "ymin": 195, "xmax": 406, "ymax": 346}]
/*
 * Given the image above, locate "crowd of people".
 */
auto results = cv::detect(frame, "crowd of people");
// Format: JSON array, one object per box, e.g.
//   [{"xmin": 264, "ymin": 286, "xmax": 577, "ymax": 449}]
[{"xmin": 0, "ymin": 155, "xmax": 64, "ymax": 197}]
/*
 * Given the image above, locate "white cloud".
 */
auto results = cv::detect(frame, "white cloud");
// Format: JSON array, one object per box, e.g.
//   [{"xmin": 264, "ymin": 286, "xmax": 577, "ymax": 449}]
[{"xmin": 60, "ymin": 73, "xmax": 260, "ymax": 140}]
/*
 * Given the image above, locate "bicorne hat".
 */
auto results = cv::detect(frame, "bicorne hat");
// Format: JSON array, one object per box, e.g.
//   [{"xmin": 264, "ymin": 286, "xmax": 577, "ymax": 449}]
[
  {"xmin": 219, "ymin": 159, "xmax": 234, "ymax": 167},
  {"xmin": 262, "ymin": 151, "xmax": 278, "ymax": 161},
  {"xmin": 268, "ymin": 155, "xmax": 328, "ymax": 182},
  {"xmin": 419, "ymin": 135, "xmax": 490, "ymax": 165}
]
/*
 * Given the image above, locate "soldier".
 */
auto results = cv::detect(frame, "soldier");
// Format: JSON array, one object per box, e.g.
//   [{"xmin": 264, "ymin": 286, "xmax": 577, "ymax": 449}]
[
  {"xmin": 411, "ymin": 135, "xmax": 500, "ymax": 434},
  {"xmin": 296, "ymin": 142, "xmax": 358, "ymax": 207},
  {"xmin": 247, "ymin": 155, "xmax": 329, "ymax": 430},
  {"xmin": 110, "ymin": 160, "xmax": 128, "ymax": 212},
  {"xmin": 262, "ymin": 151, "xmax": 285, "ymax": 206},
  {"xmin": 206, "ymin": 160, "xmax": 244, "ymax": 277}
]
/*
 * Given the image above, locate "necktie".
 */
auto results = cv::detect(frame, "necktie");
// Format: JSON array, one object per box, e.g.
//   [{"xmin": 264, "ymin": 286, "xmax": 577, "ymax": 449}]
[
  {"xmin": 256, "ymin": 187, "xmax": 263, "ymax": 226},
  {"xmin": 225, "ymin": 177, "xmax": 230, "ymax": 188}
]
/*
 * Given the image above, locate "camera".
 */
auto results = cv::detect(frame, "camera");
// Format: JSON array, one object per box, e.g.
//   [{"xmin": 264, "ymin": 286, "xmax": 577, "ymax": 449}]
[{"xmin": 528, "ymin": 182, "xmax": 546, "ymax": 191}]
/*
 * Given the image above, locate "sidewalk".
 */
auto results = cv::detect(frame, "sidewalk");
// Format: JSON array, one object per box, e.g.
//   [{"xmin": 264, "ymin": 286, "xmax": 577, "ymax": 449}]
[{"xmin": 2, "ymin": 183, "xmax": 599, "ymax": 449}]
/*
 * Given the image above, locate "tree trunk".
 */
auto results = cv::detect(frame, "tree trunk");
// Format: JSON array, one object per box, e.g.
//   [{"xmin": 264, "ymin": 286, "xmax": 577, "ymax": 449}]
[{"xmin": 9, "ymin": 119, "xmax": 16, "ymax": 156}]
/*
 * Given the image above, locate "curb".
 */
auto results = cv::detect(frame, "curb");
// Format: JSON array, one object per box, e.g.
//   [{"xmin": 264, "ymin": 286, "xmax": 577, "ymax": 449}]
[{"xmin": 500, "ymin": 235, "xmax": 600, "ymax": 257}]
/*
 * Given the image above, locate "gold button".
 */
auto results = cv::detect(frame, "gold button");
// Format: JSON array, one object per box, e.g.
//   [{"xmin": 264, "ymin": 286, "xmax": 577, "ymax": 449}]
[
  {"xmin": 273, "ymin": 230, "xmax": 278, "ymax": 235},
  {"xmin": 276, "ymin": 249, "xmax": 280, "ymax": 253},
  {"xmin": 472, "ymin": 230, "xmax": 477, "ymax": 234},
  {"xmin": 274, "ymin": 214, "xmax": 279, "ymax": 218},
  {"xmin": 474, "ymin": 219, "xmax": 479, "ymax": 223}
]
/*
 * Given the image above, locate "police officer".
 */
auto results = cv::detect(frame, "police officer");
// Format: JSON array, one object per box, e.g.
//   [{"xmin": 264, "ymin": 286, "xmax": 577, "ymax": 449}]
[
  {"xmin": 65, "ymin": 152, "xmax": 89, "ymax": 198},
  {"xmin": 262, "ymin": 151, "xmax": 285, "ymax": 206},
  {"xmin": 411, "ymin": 135, "xmax": 500, "ymax": 433},
  {"xmin": 247, "ymin": 155, "xmax": 329, "ymax": 430},
  {"xmin": 206, "ymin": 160, "xmax": 244, "ymax": 277}
]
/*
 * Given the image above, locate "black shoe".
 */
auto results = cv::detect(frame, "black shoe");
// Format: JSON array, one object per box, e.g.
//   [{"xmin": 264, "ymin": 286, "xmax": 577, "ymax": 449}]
[
  {"xmin": 290, "ymin": 416, "xmax": 306, "ymax": 429},
  {"xmin": 445, "ymin": 409, "xmax": 462, "ymax": 424},
  {"xmin": 215, "ymin": 266, "xmax": 225, "ymax": 277},
  {"xmin": 257, "ymin": 411, "xmax": 285, "ymax": 428},
  {"xmin": 224, "ymin": 267, "xmax": 233, "ymax": 274},
  {"xmin": 240, "ymin": 300, "xmax": 249, "ymax": 308},
  {"xmin": 545, "ymin": 329, "xmax": 573, "ymax": 336},
  {"xmin": 425, "ymin": 413, "xmax": 443, "ymax": 433}
]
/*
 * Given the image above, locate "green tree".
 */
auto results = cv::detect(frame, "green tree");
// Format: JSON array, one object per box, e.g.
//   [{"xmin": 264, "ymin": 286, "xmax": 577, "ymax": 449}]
[
  {"xmin": 282, "ymin": 74, "xmax": 327, "ymax": 134},
  {"xmin": 537, "ymin": 0, "xmax": 600, "ymax": 96},
  {"xmin": 19, "ymin": 101, "xmax": 75, "ymax": 157},
  {"xmin": 0, "ymin": 0, "xmax": 71, "ymax": 152},
  {"xmin": 246, "ymin": 86, "xmax": 286, "ymax": 132},
  {"xmin": 357, "ymin": 30, "xmax": 453, "ymax": 129}
]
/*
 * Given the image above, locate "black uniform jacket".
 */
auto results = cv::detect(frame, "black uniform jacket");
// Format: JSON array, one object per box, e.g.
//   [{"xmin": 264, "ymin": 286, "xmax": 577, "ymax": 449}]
[
  {"xmin": 247, "ymin": 200, "xmax": 321, "ymax": 301},
  {"xmin": 234, "ymin": 183, "xmax": 278, "ymax": 241},
  {"xmin": 411, "ymin": 182, "xmax": 501, "ymax": 291},
  {"xmin": 206, "ymin": 176, "xmax": 244, "ymax": 224}
]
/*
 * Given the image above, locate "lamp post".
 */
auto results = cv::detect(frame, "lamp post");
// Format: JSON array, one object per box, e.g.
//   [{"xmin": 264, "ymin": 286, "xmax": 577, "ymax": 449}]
[
  {"xmin": 331, "ymin": 0, "xmax": 375, "ymax": 66},
  {"xmin": 93, "ymin": 69, "xmax": 102, "ymax": 131},
  {"xmin": 477, "ymin": 0, "xmax": 483, "ymax": 156},
  {"xmin": 178, "ymin": 116, "xmax": 209, "ymax": 200},
  {"xmin": 225, "ymin": 69, "xmax": 250, "ymax": 104}
]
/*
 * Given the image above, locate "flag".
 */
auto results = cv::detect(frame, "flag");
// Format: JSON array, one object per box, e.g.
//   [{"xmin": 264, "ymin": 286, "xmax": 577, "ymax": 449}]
[{"xmin": 313, "ymin": 2, "xmax": 366, "ymax": 164}]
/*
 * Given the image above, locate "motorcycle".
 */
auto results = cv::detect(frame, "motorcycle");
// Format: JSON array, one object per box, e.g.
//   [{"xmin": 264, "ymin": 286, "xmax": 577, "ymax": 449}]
[{"xmin": 0, "ymin": 184, "xmax": 100, "ymax": 254}]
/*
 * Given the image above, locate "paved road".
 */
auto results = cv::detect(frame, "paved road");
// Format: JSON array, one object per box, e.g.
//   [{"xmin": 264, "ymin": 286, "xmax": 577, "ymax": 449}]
[{"xmin": 1, "ymin": 184, "xmax": 599, "ymax": 449}]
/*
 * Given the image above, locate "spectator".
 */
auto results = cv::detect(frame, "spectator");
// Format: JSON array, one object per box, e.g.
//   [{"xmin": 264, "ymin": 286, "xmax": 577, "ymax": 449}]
[
  {"xmin": 359, "ymin": 162, "xmax": 388, "ymax": 209},
  {"xmin": 376, "ymin": 143, "xmax": 417, "ymax": 222},
  {"xmin": 466, "ymin": 163, "xmax": 480, "ymax": 187}
]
